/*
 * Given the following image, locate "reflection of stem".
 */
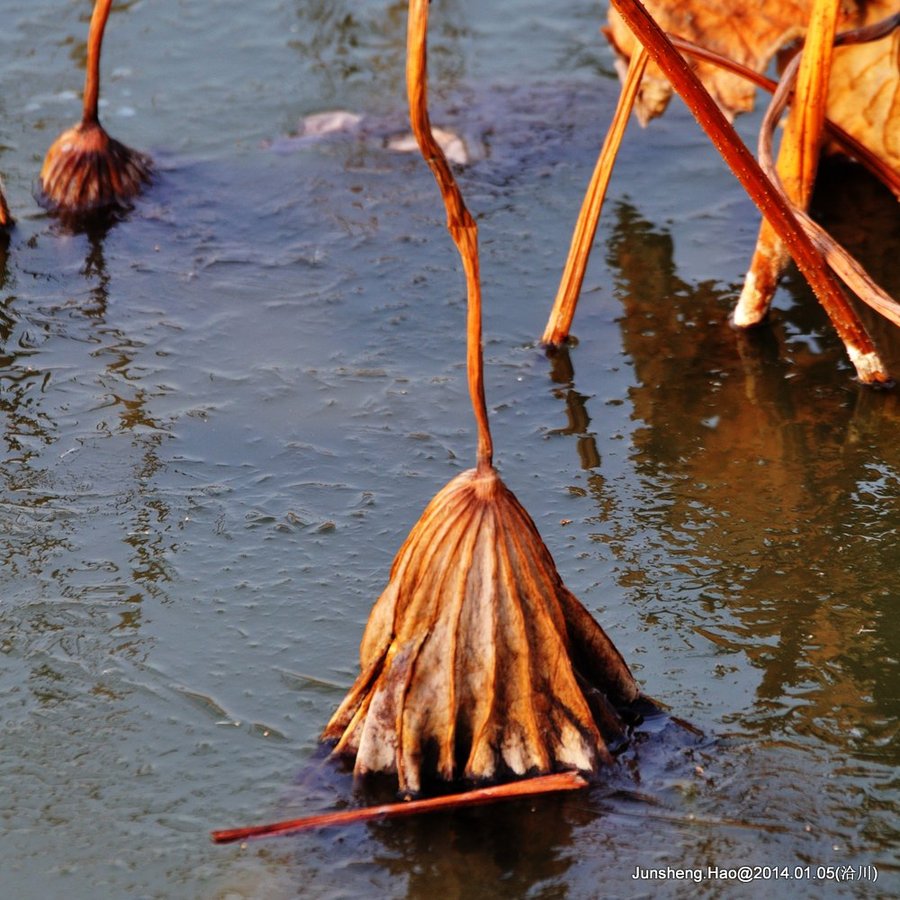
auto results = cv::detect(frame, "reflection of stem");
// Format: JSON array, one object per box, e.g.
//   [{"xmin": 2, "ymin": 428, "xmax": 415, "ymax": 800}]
[
  {"xmin": 609, "ymin": 0, "xmax": 889, "ymax": 384},
  {"xmin": 542, "ymin": 48, "xmax": 648, "ymax": 347},
  {"xmin": 406, "ymin": 0, "xmax": 493, "ymax": 472},
  {"xmin": 547, "ymin": 347, "xmax": 601, "ymax": 470},
  {"xmin": 81, "ymin": 225, "xmax": 112, "ymax": 318},
  {"xmin": 82, "ymin": 0, "xmax": 113, "ymax": 126}
]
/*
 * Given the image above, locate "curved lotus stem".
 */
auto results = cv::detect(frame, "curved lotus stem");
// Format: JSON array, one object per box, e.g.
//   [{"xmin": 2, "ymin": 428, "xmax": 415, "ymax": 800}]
[
  {"xmin": 38, "ymin": 0, "xmax": 152, "ymax": 216},
  {"xmin": 754, "ymin": 21, "xmax": 900, "ymax": 329},
  {"xmin": 322, "ymin": 0, "xmax": 652, "ymax": 796},
  {"xmin": 82, "ymin": 0, "xmax": 112, "ymax": 127},
  {"xmin": 405, "ymin": 0, "xmax": 492, "ymax": 471},
  {"xmin": 667, "ymin": 33, "xmax": 900, "ymax": 197}
]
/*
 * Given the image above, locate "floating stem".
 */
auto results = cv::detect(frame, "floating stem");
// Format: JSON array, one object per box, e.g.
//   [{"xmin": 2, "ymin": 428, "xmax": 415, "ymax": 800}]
[{"xmin": 211, "ymin": 771, "xmax": 588, "ymax": 843}]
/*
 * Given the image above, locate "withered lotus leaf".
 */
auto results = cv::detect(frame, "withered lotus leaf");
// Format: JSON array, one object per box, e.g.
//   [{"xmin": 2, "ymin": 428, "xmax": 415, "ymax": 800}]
[
  {"xmin": 322, "ymin": 465, "xmax": 643, "ymax": 796},
  {"xmin": 39, "ymin": 121, "xmax": 152, "ymax": 215},
  {"xmin": 38, "ymin": 0, "xmax": 152, "ymax": 217}
]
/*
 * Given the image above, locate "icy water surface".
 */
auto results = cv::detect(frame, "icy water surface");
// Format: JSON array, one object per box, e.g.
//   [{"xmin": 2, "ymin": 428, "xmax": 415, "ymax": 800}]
[{"xmin": 1, "ymin": 1, "xmax": 898, "ymax": 898}]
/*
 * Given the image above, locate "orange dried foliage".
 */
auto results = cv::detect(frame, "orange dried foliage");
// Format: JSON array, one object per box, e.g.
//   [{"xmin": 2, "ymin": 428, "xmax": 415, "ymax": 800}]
[{"xmin": 606, "ymin": 0, "xmax": 899, "ymax": 176}]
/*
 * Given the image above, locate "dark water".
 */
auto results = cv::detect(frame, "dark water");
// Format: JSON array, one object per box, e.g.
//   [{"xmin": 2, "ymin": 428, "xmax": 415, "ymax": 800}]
[{"xmin": 1, "ymin": 2, "xmax": 898, "ymax": 898}]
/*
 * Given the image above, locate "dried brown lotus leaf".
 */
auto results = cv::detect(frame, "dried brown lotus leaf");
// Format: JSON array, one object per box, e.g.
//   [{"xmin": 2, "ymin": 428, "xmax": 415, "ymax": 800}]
[
  {"xmin": 322, "ymin": 466, "xmax": 642, "ymax": 796},
  {"xmin": 39, "ymin": 121, "xmax": 152, "ymax": 215},
  {"xmin": 606, "ymin": 0, "xmax": 830, "ymax": 122},
  {"xmin": 827, "ymin": 20, "xmax": 900, "ymax": 170}
]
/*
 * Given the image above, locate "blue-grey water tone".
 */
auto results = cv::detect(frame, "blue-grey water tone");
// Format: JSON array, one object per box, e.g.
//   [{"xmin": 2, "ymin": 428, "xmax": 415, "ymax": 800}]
[{"xmin": 1, "ymin": 2, "xmax": 898, "ymax": 897}]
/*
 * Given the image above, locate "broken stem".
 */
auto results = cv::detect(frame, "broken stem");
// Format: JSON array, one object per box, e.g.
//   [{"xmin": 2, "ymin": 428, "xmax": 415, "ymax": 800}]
[
  {"xmin": 756, "ymin": 40, "xmax": 900, "ymax": 328},
  {"xmin": 82, "ymin": 0, "xmax": 113, "ymax": 127},
  {"xmin": 734, "ymin": 0, "xmax": 841, "ymax": 326},
  {"xmin": 542, "ymin": 46, "xmax": 648, "ymax": 347},
  {"xmin": 407, "ymin": 0, "xmax": 493, "ymax": 470},
  {"xmin": 211, "ymin": 771, "xmax": 589, "ymax": 843},
  {"xmin": 608, "ymin": 0, "xmax": 889, "ymax": 384}
]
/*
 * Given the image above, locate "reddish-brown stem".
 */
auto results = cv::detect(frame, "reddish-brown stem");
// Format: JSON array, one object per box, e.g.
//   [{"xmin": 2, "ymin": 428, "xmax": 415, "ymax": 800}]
[
  {"xmin": 407, "ymin": 0, "xmax": 493, "ymax": 471},
  {"xmin": 735, "ymin": 0, "xmax": 840, "ymax": 326},
  {"xmin": 609, "ymin": 0, "xmax": 889, "ymax": 383},
  {"xmin": 82, "ymin": 0, "xmax": 113, "ymax": 126},
  {"xmin": 211, "ymin": 771, "xmax": 588, "ymax": 843},
  {"xmin": 667, "ymin": 34, "xmax": 900, "ymax": 197}
]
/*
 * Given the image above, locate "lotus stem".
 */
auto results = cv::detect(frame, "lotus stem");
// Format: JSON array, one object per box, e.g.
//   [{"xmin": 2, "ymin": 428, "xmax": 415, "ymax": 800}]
[
  {"xmin": 754, "ymin": 29, "xmax": 900, "ymax": 329},
  {"xmin": 82, "ymin": 0, "xmax": 113, "ymax": 126},
  {"xmin": 210, "ymin": 771, "xmax": 589, "ymax": 843},
  {"xmin": 608, "ymin": 0, "xmax": 890, "ymax": 384},
  {"xmin": 541, "ymin": 47, "xmax": 648, "ymax": 348},
  {"xmin": 406, "ymin": 0, "xmax": 493, "ymax": 471},
  {"xmin": 734, "ymin": 0, "xmax": 841, "ymax": 327}
]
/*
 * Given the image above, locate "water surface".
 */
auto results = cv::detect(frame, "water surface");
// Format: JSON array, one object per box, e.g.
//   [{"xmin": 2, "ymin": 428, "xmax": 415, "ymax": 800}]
[{"xmin": 1, "ymin": 2, "xmax": 898, "ymax": 898}]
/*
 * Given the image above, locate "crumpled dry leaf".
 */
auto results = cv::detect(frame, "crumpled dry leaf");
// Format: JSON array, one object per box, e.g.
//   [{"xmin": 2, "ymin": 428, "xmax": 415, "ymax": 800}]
[
  {"xmin": 606, "ymin": 0, "xmax": 899, "ymax": 172},
  {"xmin": 828, "ymin": 8, "xmax": 900, "ymax": 170}
]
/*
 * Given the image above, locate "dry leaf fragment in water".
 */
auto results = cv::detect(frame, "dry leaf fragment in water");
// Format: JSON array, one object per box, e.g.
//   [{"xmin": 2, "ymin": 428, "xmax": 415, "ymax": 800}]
[{"xmin": 0, "ymin": 179, "xmax": 11, "ymax": 229}]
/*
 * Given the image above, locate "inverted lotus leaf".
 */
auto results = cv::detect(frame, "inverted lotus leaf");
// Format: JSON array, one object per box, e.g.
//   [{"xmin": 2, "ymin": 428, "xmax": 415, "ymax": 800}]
[
  {"xmin": 39, "ymin": 121, "xmax": 152, "ymax": 215},
  {"xmin": 322, "ymin": 465, "xmax": 642, "ymax": 796}
]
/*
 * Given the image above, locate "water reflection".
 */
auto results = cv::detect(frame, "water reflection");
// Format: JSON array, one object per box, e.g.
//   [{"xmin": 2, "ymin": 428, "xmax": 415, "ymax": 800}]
[
  {"xmin": 367, "ymin": 799, "xmax": 580, "ymax": 898},
  {"xmin": 554, "ymin": 201, "xmax": 900, "ymax": 769},
  {"xmin": 290, "ymin": 0, "xmax": 469, "ymax": 106},
  {"xmin": 0, "ymin": 222, "xmax": 176, "ymax": 714},
  {"xmin": 547, "ymin": 345, "xmax": 601, "ymax": 470},
  {"xmin": 77, "ymin": 225, "xmax": 175, "ymax": 600}
]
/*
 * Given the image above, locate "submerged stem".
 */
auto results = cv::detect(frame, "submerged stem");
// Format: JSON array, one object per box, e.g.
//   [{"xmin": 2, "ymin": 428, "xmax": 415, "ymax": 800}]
[
  {"xmin": 82, "ymin": 0, "xmax": 113, "ymax": 126},
  {"xmin": 406, "ymin": 0, "xmax": 493, "ymax": 470}
]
